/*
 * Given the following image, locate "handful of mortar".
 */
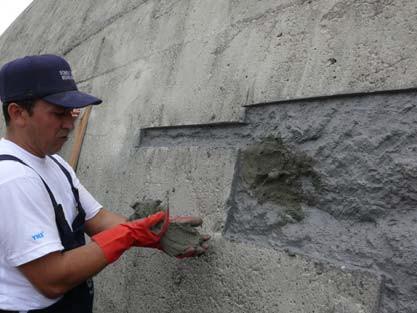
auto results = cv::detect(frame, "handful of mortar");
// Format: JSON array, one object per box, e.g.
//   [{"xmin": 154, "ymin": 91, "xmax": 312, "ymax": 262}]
[{"xmin": 128, "ymin": 199, "xmax": 208, "ymax": 257}]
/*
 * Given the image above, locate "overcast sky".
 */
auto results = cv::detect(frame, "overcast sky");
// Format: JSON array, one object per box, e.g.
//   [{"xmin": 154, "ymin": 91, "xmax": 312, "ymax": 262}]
[{"xmin": 0, "ymin": 1, "xmax": 33, "ymax": 36}]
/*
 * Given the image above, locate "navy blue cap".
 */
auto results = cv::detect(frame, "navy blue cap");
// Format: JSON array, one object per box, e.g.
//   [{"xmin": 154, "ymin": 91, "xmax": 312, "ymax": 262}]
[{"xmin": 0, "ymin": 54, "xmax": 102, "ymax": 108}]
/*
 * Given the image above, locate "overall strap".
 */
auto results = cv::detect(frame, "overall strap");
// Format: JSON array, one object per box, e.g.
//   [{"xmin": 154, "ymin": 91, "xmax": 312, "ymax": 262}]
[
  {"xmin": 48, "ymin": 155, "xmax": 86, "ymax": 233},
  {"xmin": 48, "ymin": 156, "xmax": 83, "ymax": 212}
]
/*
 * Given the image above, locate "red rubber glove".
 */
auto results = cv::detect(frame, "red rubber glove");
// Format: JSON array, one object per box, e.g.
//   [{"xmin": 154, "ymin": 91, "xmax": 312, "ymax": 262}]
[{"xmin": 92, "ymin": 211, "xmax": 168, "ymax": 263}]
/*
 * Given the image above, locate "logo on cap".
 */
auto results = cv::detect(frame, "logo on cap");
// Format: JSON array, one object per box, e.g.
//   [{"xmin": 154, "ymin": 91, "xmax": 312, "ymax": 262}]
[{"xmin": 59, "ymin": 70, "xmax": 73, "ymax": 80}]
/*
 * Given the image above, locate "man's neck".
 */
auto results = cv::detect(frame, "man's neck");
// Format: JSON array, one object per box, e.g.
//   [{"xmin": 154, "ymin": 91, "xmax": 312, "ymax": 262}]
[{"xmin": 5, "ymin": 129, "xmax": 46, "ymax": 158}]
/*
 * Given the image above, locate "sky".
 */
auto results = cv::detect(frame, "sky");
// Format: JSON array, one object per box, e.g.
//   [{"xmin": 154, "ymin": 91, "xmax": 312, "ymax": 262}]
[{"xmin": 0, "ymin": 1, "xmax": 33, "ymax": 36}]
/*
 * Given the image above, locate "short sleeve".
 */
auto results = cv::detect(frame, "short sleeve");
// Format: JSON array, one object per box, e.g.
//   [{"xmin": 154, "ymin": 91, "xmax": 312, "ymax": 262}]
[
  {"xmin": 76, "ymin": 182, "xmax": 102, "ymax": 220},
  {"xmin": 0, "ymin": 176, "xmax": 64, "ymax": 266}
]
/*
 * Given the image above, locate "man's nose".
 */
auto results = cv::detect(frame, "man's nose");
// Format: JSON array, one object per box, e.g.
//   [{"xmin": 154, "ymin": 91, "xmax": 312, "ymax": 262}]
[{"xmin": 62, "ymin": 113, "xmax": 75, "ymax": 129}]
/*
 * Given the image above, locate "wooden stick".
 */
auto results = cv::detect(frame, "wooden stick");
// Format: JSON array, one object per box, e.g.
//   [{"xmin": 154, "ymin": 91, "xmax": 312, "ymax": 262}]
[{"xmin": 69, "ymin": 106, "xmax": 92, "ymax": 171}]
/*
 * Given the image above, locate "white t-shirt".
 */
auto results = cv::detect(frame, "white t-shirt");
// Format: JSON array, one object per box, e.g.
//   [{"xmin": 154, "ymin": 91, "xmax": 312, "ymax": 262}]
[{"xmin": 0, "ymin": 138, "xmax": 102, "ymax": 311}]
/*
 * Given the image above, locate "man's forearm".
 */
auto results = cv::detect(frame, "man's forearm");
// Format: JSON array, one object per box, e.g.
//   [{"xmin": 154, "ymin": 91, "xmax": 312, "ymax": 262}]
[
  {"xmin": 84, "ymin": 207, "xmax": 127, "ymax": 236},
  {"xmin": 19, "ymin": 241, "xmax": 108, "ymax": 299}
]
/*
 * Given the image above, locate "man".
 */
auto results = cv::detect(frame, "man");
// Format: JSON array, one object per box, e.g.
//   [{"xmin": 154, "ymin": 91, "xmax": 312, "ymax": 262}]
[{"xmin": 0, "ymin": 54, "xmax": 208, "ymax": 313}]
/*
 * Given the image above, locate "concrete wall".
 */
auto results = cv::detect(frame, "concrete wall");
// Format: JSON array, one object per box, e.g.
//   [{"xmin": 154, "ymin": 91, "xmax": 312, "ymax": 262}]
[{"xmin": 1, "ymin": 0, "xmax": 417, "ymax": 312}]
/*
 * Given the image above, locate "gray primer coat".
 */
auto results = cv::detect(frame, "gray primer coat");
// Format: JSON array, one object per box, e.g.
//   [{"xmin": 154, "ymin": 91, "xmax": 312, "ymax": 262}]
[{"xmin": 1, "ymin": 0, "xmax": 416, "ymax": 312}]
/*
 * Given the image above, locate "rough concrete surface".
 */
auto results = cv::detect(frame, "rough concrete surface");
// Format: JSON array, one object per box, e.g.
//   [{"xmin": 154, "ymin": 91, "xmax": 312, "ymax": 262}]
[
  {"xmin": 145, "ymin": 90, "xmax": 417, "ymax": 312},
  {"xmin": 226, "ymin": 91, "xmax": 417, "ymax": 313},
  {"xmin": 1, "ymin": 0, "xmax": 417, "ymax": 312},
  {"xmin": 91, "ymin": 146, "xmax": 237, "ymax": 312},
  {"xmin": 121, "ymin": 235, "xmax": 380, "ymax": 313}
]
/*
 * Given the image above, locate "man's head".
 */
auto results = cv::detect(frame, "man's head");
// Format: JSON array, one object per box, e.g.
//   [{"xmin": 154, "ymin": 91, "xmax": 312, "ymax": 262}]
[
  {"xmin": 0, "ymin": 54, "xmax": 102, "ymax": 156},
  {"xmin": 0, "ymin": 54, "xmax": 101, "ymax": 109}
]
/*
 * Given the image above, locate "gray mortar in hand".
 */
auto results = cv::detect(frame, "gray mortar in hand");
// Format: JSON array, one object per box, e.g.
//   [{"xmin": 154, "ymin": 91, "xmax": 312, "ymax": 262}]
[{"xmin": 129, "ymin": 199, "xmax": 203, "ymax": 257}]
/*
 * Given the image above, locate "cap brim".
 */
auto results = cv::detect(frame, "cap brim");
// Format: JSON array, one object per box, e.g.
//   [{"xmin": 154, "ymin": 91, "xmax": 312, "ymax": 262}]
[{"xmin": 42, "ymin": 90, "xmax": 102, "ymax": 108}]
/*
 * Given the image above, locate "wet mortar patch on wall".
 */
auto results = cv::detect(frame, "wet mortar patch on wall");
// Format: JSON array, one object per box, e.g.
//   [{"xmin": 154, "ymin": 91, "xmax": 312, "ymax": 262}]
[{"xmin": 239, "ymin": 136, "xmax": 322, "ymax": 224}]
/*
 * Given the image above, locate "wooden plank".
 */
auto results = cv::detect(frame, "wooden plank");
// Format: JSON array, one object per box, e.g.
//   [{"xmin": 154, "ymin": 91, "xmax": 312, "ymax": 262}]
[{"xmin": 69, "ymin": 106, "xmax": 92, "ymax": 170}]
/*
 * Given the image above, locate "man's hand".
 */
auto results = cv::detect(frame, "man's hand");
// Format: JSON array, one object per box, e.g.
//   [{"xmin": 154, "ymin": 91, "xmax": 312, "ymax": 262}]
[
  {"xmin": 129, "ymin": 200, "xmax": 210, "ymax": 258},
  {"xmin": 162, "ymin": 216, "xmax": 210, "ymax": 258},
  {"xmin": 71, "ymin": 108, "xmax": 81, "ymax": 118},
  {"xmin": 92, "ymin": 211, "xmax": 167, "ymax": 263}
]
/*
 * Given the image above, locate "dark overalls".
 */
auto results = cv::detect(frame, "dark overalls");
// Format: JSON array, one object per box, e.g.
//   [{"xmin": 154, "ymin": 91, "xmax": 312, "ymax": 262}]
[{"xmin": 0, "ymin": 155, "xmax": 94, "ymax": 313}]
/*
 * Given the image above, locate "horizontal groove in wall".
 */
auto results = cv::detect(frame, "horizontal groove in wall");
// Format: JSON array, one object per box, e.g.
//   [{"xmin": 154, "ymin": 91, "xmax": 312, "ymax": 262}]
[{"xmin": 244, "ymin": 87, "xmax": 417, "ymax": 108}]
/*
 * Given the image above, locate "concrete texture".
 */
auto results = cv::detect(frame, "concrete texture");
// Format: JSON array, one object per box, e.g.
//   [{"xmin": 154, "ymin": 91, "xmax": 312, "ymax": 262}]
[
  {"xmin": 1, "ymin": 0, "xmax": 417, "ymax": 312},
  {"xmin": 121, "ymin": 236, "xmax": 381, "ymax": 313},
  {"xmin": 228, "ymin": 90, "xmax": 417, "ymax": 313},
  {"xmin": 1, "ymin": 0, "xmax": 417, "ymax": 125},
  {"xmin": 139, "ymin": 90, "xmax": 417, "ymax": 313}
]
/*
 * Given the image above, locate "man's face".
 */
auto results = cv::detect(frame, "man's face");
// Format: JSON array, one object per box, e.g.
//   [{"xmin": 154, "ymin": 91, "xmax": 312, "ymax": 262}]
[{"xmin": 24, "ymin": 99, "xmax": 75, "ymax": 157}]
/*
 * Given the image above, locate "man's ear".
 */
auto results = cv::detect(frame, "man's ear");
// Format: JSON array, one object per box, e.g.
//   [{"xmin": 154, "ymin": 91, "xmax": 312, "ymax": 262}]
[{"xmin": 7, "ymin": 103, "xmax": 28, "ymax": 127}]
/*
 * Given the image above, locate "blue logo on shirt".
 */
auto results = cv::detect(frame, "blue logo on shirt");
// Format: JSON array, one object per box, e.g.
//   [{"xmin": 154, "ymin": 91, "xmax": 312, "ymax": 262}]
[{"xmin": 32, "ymin": 231, "xmax": 45, "ymax": 241}]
